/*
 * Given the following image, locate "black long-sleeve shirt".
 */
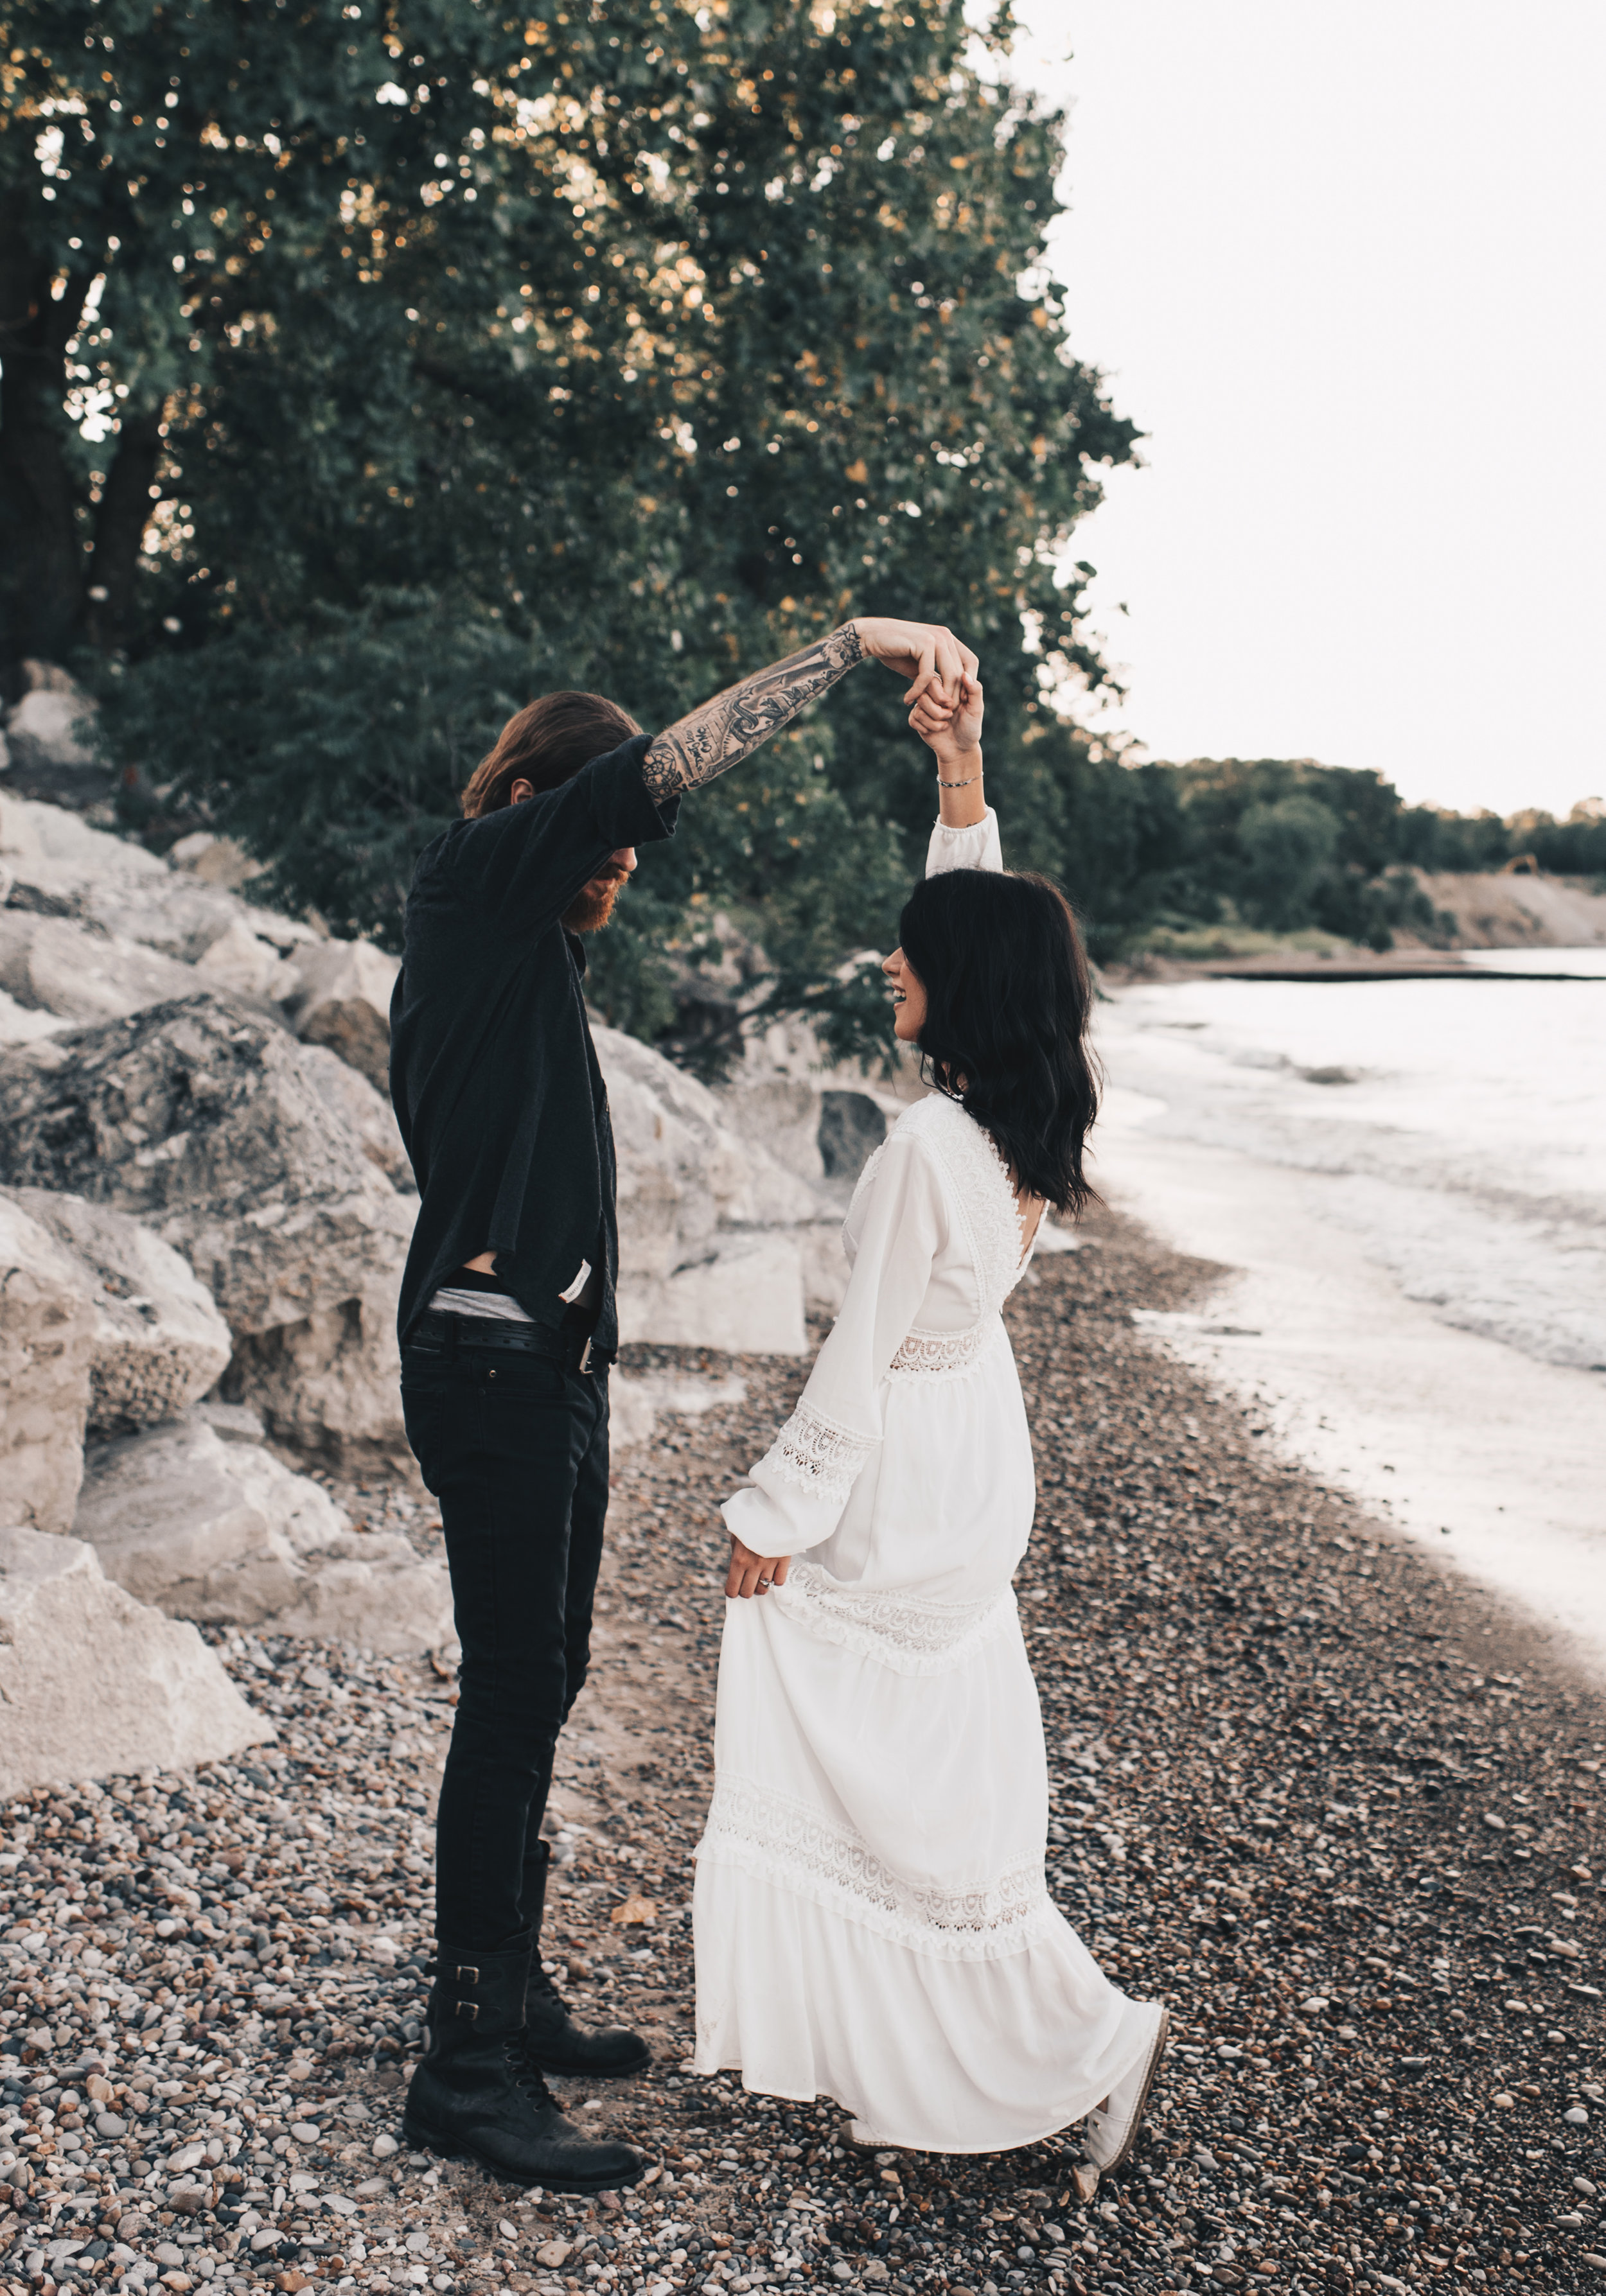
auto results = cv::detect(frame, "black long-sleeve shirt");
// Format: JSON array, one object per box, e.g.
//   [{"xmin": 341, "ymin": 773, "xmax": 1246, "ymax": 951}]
[{"xmin": 389, "ymin": 733, "xmax": 679, "ymax": 1353}]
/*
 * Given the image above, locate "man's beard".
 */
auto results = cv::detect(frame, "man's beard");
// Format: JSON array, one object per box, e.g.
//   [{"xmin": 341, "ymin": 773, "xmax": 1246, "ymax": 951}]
[{"xmin": 562, "ymin": 871, "xmax": 627, "ymax": 933}]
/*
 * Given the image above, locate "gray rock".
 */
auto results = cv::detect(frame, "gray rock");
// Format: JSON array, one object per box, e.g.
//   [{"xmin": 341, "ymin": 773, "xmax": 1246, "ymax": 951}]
[
  {"xmin": 0, "ymin": 988, "xmax": 412, "ymax": 1335},
  {"xmin": 0, "ymin": 1523, "xmax": 272, "ymax": 1798},
  {"xmin": 1, "ymin": 681, "xmax": 110, "ymax": 811},
  {"xmin": 297, "ymin": 1040, "xmax": 414, "ymax": 1192},
  {"xmin": 166, "ymin": 830, "xmax": 264, "ymax": 891},
  {"xmin": 220, "ymin": 1271, "xmax": 409, "ymax": 1469},
  {"xmin": 615, "ymin": 1229, "xmax": 807, "ymax": 1355},
  {"xmin": 5, "ymin": 681, "xmax": 96, "ymax": 766},
  {"xmin": 3, "ymin": 1186, "xmax": 231, "ymax": 1433},
  {"xmin": 283, "ymin": 938, "xmax": 400, "ymax": 1093},
  {"xmin": 192, "ymin": 915, "xmax": 299, "ymax": 1002},
  {"xmin": 818, "ymin": 1089, "xmax": 888, "ymax": 1180},
  {"xmin": 0, "ymin": 912, "xmax": 199, "ymax": 1026},
  {"xmin": 0, "ymin": 789, "xmax": 315, "ymax": 967},
  {"xmin": 597, "ymin": 1024, "xmax": 819, "ymax": 1353},
  {"xmin": 0, "ymin": 1191, "xmax": 96, "ymax": 1532},
  {"xmin": 717, "ymin": 1074, "xmax": 827, "ymax": 1182},
  {"xmin": 73, "ymin": 1415, "xmax": 451, "ymax": 1652}
]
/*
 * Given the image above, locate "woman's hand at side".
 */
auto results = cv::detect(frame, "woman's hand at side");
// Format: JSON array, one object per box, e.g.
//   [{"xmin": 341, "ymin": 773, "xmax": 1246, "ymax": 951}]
[{"xmin": 726, "ymin": 1538, "xmax": 791, "ymax": 1599}]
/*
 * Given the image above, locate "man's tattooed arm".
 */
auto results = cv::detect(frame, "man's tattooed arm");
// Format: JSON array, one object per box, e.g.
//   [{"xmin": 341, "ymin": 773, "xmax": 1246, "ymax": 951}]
[{"xmin": 640, "ymin": 623, "xmax": 865, "ymax": 803}]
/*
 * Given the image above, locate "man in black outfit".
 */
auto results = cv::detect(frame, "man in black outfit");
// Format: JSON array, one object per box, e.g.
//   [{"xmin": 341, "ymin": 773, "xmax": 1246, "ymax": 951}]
[{"xmin": 389, "ymin": 615, "xmax": 975, "ymax": 2193}]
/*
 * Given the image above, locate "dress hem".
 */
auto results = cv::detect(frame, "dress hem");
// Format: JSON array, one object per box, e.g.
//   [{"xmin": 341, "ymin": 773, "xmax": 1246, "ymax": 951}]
[{"xmin": 685, "ymin": 2053, "xmax": 1140, "ymax": 2157}]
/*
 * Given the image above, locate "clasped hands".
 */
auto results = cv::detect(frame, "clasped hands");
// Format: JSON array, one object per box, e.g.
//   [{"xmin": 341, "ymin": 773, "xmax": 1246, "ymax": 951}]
[{"xmin": 854, "ymin": 617, "xmax": 976, "ymax": 714}]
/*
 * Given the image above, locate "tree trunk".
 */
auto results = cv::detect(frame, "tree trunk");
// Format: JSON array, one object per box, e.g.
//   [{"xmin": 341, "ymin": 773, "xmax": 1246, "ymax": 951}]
[
  {"xmin": 0, "ymin": 197, "xmax": 90, "ymax": 668},
  {"xmin": 84, "ymin": 407, "xmax": 164, "ymax": 653}
]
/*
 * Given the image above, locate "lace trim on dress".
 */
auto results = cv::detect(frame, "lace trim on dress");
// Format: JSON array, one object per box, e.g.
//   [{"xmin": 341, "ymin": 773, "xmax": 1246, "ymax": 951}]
[
  {"xmin": 887, "ymin": 1317, "xmax": 1007, "ymax": 1383},
  {"xmin": 912, "ymin": 1094, "xmax": 1030, "ymax": 1310},
  {"xmin": 759, "ymin": 1401, "xmax": 876, "ymax": 1507},
  {"xmin": 770, "ymin": 1559, "xmax": 1018, "ymax": 1676},
  {"xmin": 696, "ymin": 1777, "xmax": 1054, "ymax": 1961}
]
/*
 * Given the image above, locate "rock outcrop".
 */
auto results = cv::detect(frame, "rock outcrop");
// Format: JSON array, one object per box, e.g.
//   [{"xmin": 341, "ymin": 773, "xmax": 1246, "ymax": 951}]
[
  {"xmin": 0, "ymin": 912, "xmax": 200, "ymax": 1027},
  {"xmin": 597, "ymin": 1024, "xmax": 828, "ymax": 1354},
  {"xmin": 4, "ymin": 1187, "xmax": 231, "ymax": 1433},
  {"xmin": 0, "ymin": 785, "xmax": 902, "ymax": 1423},
  {"xmin": 0, "ymin": 990, "xmax": 412, "ymax": 1466},
  {"xmin": 73, "ymin": 1409, "xmax": 452, "ymax": 1654},
  {"xmin": 0, "ymin": 991, "xmax": 411, "ymax": 1333},
  {"xmin": 283, "ymin": 939, "xmax": 400, "ymax": 1094},
  {"xmin": 0, "ymin": 1523, "xmax": 273, "ymax": 1799},
  {"xmin": 0, "ymin": 1193, "xmax": 96, "ymax": 1534}
]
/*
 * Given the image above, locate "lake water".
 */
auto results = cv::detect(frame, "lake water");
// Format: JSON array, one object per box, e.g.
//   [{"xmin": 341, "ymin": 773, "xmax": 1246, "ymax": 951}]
[{"xmin": 1088, "ymin": 954, "xmax": 1606, "ymax": 1671}]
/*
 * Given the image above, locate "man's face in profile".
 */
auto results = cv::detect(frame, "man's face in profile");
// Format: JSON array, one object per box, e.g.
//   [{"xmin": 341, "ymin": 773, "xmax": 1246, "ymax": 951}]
[{"xmin": 561, "ymin": 862, "xmax": 631, "ymax": 934}]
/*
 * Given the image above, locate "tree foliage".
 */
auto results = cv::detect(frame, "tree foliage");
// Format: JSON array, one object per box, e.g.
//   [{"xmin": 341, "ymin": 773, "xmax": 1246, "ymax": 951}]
[{"xmin": 4, "ymin": 0, "xmax": 1143, "ymax": 1045}]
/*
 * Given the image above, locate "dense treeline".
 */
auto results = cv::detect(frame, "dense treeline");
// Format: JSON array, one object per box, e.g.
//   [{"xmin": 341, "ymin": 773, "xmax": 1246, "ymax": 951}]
[
  {"xmin": 6, "ymin": 0, "xmax": 1599, "ymax": 1065},
  {"xmin": 1044, "ymin": 744, "xmax": 1606, "ymax": 965},
  {"xmin": 3, "ymin": 0, "xmax": 1136, "ymax": 1048}
]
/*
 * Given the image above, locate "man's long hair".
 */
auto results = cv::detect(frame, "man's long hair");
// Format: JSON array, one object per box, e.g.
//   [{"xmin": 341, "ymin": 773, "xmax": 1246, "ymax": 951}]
[
  {"xmin": 460, "ymin": 690, "xmax": 642, "ymax": 817},
  {"xmin": 898, "ymin": 868, "xmax": 1102, "ymax": 1216}
]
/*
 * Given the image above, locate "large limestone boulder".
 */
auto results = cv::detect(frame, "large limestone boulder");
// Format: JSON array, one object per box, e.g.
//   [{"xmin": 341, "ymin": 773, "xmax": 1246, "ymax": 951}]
[
  {"xmin": 3, "ymin": 1187, "xmax": 231, "ymax": 1434},
  {"xmin": 615, "ymin": 1232, "xmax": 806, "ymax": 1354},
  {"xmin": 296, "ymin": 1040, "xmax": 414, "ymax": 1193},
  {"xmin": 0, "ymin": 789, "xmax": 316, "ymax": 969},
  {"xmin": 716, "ymin": 1074, "xmax": 827, "ymax": 1183},
  {"xmin": 0, "ymin": 1194, "xmax": 96, "ymax": 1533},
  {"xmin": 0, "ymin": 1524, "xmax": 273, "ymax": 1800},
  {"xmin": 283, "ymin": 940, "xmax": 400, "ymax": 1094},
  {"xmin": 0, "ymin": 911, "xmax": 200, "ymax": 1026},
  {"xmin": 220, "ymin": 1273, "xmax": 405, "ymax": 1464},
  {"xmin": 595, "ymin": 1024, "xmax": 822, "ymax": 1353},
  {"xmin": 2, "ymin": 676, "xmax": 110, "ymax": 811},
  {"xmin": 0, "ymin": 990, "xmax": 412, "ymax": 1335},
  {"xmin": 73, "ymin": 1412, "xmax": 452, "ymax": 1653},
  {"xmin": 193, "ymin": 915, "xmax": 299, "ymax": 1003},
  {"xmin": 0, "ymin": 990, "xmax": 412, "ymax": 1467}
]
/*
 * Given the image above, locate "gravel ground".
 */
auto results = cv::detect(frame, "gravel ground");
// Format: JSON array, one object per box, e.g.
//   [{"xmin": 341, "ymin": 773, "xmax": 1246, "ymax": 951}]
[{"xmin": 2, "ymin": 1206, "xmax": 1603, "ymax": 2296}]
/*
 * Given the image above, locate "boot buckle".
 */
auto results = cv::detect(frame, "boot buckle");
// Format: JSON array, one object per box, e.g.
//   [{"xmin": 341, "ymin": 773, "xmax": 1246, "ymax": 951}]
[
  {"xmin": 452, "ymin": 1963, "xmax": 480, "ymax": 1985},
  {"xmin": 454, "ymin": 1999, "xmax": 480, "ymax": 2022}
]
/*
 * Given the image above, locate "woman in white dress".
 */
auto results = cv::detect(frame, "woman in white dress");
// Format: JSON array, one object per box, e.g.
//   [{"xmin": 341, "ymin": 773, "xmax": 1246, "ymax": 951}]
[{"xmin": 691, "ymin": 672, "xmax": 1170, "ymax": 2162}]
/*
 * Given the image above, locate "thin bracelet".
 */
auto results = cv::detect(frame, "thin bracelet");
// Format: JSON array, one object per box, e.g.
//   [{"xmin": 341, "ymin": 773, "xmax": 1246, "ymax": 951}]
[{"xmin": 935, "ymin": 773, "xmax": 980, "ymax": 788}]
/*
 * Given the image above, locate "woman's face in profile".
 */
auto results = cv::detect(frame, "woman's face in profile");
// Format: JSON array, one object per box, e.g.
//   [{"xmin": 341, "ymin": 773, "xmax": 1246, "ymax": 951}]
[{"xmin": 882, "ymin": 945, "xmax": 928, "ymax": 1043}]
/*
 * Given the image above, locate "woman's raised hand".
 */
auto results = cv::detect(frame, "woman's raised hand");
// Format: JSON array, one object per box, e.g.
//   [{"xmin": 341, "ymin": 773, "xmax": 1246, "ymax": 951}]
[
  {"xmin": 726, "ymin": 1536, "xmax": 790, "ymax": 1600},
  {"xmin": 853, "ymin": 618, "xmax": 978, "ymax": 708},
  {"xmin": 911, "ymin": 672, "xmax": 984, "ymax": 762}
]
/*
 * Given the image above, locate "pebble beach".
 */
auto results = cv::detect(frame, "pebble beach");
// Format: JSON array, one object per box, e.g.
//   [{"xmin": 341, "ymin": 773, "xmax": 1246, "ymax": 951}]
[{"xmin": 2, "ymin": 1209, "xmax": 1603, "ymax": 2296}]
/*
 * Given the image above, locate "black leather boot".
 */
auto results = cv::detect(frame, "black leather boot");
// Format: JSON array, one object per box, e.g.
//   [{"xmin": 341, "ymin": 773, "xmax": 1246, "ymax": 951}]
[
  {"xmin": 522, "ymin": 1840, "xmax": 651, "ymax": 2078},
  {"xmin": 402, "ymin": 1936, "xmax": 643, "ymax": 2193}
]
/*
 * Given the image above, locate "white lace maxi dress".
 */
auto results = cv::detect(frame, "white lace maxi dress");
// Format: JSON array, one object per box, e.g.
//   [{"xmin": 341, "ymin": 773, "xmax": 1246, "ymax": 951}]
[{"xmin": 692, "ymin": 807, "xmax": 1161, "ymax": 2154}]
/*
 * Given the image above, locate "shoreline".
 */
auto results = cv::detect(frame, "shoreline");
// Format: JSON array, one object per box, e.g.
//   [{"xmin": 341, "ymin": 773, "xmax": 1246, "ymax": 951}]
[{"xmin": 0, "ymin": 1219, "xmax": 1602, "ymax": 2295}]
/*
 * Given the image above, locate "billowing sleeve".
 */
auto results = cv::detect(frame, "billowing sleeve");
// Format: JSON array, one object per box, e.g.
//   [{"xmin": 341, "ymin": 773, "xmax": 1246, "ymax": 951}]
[
  {"xmin": 721, "ymin": 1132, "xmax": 947, "ymax": 1559},
  {"xmin": 925, "ymin": 803, "xmax": 1002, "ymax": 879}
]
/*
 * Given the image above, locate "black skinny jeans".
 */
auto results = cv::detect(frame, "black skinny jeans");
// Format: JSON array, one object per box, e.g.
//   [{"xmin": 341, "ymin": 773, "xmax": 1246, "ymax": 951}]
[{"xmin": 401, "ymin": 1323, "xmax": 609, "ymax": 1950}]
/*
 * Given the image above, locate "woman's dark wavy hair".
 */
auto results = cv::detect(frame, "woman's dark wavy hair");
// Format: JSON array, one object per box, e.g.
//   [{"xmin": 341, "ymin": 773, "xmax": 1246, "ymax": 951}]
[{"xmin": 899, "ymin": 868, "xmax": 1102, "ymax": 1216}]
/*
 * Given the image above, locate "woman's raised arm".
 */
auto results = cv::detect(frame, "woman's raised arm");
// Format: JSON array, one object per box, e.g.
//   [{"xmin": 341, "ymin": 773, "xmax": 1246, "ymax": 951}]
[{"xmin": 640, "ymin": 617, "xmax": 978, "ymax": 803}]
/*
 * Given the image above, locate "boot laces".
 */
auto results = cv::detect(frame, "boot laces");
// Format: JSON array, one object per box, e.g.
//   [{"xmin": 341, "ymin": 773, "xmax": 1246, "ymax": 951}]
[
  {"xmin": 506, "ymin": 2033, "xmax": 558, "ymax": 2112},
  {"xmin": 528, "ymin": 1959, "xmax": 563, "ymax": 2007}
]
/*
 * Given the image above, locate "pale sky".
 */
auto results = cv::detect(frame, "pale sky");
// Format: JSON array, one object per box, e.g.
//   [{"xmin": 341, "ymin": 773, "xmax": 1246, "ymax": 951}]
[{"xmin": 1009, "ymin": 1, "xmax": 1606, "ymax": 818}]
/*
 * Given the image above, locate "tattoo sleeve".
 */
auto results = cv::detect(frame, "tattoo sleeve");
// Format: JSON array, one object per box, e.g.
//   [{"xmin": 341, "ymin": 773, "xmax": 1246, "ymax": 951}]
[{"xmin": 641, "ymin": 622, "xmax": 864, "ymax": 802}]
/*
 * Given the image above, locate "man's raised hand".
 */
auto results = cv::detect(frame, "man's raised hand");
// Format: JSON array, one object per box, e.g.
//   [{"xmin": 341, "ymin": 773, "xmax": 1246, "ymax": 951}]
[
  {"xmin": 640, "ymin": 617, "xmax": 980, "ymax": 803},
  {"xmin": 854, "ymin": 617, "xmax": 978, "ymax": 710}
]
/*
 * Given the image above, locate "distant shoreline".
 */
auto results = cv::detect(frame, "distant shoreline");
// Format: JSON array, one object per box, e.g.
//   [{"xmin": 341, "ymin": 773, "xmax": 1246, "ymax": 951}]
[{"xmin": 1109, "ymin": 952, "xmax": 1606, "ymax": 985}]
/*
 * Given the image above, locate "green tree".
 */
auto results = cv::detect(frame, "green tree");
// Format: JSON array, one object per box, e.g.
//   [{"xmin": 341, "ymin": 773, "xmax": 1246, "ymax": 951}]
[
  {"xmin": 1236, "ymin": 793, "xmax": 1338, "ymax": 931},
  {"xmin": 4, "ymin": 0, "xmax": 1138, "ymax": 1042}
]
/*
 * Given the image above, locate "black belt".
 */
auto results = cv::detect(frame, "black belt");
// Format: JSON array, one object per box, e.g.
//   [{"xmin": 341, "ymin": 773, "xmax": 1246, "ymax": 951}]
[{"xmin": 411, "ymin": 1310, "xmax": 611, "ymax": 1374}]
